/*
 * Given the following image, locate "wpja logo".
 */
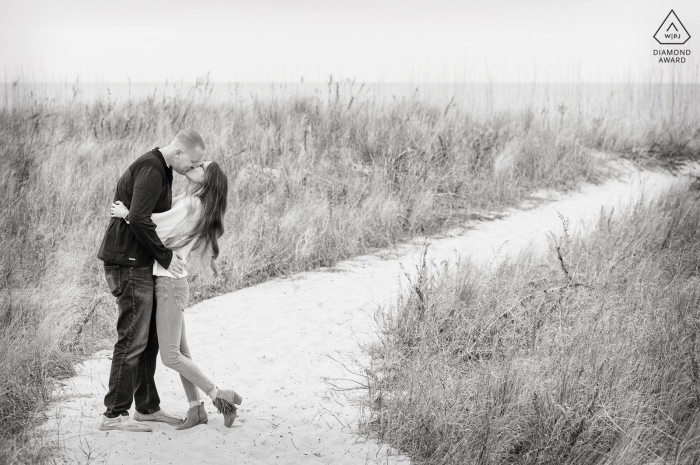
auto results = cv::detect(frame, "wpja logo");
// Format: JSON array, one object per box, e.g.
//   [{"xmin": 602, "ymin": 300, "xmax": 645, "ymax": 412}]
[{"xmin": 653, "ymin": 10, "xmax": 691, "ymax": 63}]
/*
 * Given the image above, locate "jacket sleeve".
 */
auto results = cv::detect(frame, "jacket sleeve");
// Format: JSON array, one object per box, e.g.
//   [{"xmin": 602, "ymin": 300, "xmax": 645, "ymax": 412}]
[{"xmin": 129, "ymin": 166, "xmax": 173, "ymax": 269}]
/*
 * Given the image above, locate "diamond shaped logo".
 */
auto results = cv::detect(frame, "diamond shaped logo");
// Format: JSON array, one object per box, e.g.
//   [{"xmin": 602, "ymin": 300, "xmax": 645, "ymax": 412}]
[{"xmin": 654, "ymin": 10, "xmax": 691, "ymax": 45}]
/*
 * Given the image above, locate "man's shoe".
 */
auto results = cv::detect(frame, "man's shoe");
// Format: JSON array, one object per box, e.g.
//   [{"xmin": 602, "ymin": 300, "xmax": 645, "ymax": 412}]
[
  {"xmin": 99, "ymin": 414, "xmax": 153, "ymax": 432},
  {"xmin": 176, "ymin": 402, "xmax": 208, "ymax": 430},
  {"xmin": 133, "ymin": 409, "xmax": 183, "ymax": 426}
]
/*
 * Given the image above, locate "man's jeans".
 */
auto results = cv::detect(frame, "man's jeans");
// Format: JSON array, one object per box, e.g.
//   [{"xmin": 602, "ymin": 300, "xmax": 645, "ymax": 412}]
[{"xmin": 103, "ymin": 264, "xmax": 161, "ymax": 418}]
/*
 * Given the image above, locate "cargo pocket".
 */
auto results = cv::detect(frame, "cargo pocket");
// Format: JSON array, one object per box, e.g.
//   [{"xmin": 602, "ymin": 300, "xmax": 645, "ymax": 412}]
[{"xmin": 104, "ymin": 265, "xmax": 122, "ymax": 297}]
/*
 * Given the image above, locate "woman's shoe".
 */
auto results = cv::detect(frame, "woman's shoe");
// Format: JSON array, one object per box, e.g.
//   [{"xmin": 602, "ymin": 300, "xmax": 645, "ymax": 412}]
[
  {"xmin": 213, "ymin": 390, "xmax": 243, "ymax": 427},
  {"xmin": 176, "ymin": 402, "xmax": 208, "ymax": 430}
]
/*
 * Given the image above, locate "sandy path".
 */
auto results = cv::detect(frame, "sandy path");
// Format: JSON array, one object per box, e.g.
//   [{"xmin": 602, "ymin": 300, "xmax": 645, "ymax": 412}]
[{"xmin": 43, "ymin": 161, "xmax": 695, "ymax": 464}]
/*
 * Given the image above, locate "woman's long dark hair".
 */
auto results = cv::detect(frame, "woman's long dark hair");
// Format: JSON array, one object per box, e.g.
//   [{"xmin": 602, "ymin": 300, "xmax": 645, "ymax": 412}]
[{"xmin": 186, "ymin": 161, "xmax": 228, "ymax": 277}]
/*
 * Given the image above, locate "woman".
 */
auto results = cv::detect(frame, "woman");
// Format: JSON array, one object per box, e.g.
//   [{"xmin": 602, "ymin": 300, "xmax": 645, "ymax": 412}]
[{"xmin": 110, "ymin": 161, "xmax": 242, "ymax": 430}]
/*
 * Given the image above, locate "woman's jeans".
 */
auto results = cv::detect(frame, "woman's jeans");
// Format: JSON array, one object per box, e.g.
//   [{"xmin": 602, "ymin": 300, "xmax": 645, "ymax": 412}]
[{"xmin": 154, "ymin": 276, "xmax": 216, "ymax": 402}]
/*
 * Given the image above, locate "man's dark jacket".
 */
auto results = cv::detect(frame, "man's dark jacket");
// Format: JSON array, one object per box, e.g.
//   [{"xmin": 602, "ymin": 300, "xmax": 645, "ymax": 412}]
[{"xmin": 97, "ymin": 148, "xmax": 173, "ymax": 269}]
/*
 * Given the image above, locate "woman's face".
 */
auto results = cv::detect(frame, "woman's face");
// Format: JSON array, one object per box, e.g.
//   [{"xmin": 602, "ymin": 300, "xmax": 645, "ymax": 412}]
[{"xmin": 185, "ymin": 161, "xmax": 213, "ymax": 183}]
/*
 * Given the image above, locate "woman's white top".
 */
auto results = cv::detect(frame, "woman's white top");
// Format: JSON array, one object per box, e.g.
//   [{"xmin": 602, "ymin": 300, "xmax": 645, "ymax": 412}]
[{"xmin": 152, "ymin": 193, "xmax": 202, "ymax": 278}]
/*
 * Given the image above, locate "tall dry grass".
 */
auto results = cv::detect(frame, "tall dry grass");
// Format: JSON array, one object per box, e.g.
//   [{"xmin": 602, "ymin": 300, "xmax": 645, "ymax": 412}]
[
  {"xmin": 0, "ymin": 77, "xmax": 698, "ymax": 463},
  {"xmin": 363, "ymin": 185, "xmax": 700, "ymax": 464}
]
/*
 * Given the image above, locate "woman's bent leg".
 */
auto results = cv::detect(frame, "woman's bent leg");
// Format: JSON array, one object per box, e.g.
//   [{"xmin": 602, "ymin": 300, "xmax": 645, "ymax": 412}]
[
  {"xmin": 178, "ymin": 319, "xmax": 203, "ymax": 402},
  {"xmin": 155, "ymin": 277, "xmax": 216, "ymax": 401}
]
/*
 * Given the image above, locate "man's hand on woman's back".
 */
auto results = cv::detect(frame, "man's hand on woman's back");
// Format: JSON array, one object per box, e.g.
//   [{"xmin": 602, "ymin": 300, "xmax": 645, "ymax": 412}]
[{"xmin": 167, "ymin": 252, "xmax": 186, "ymax": 277}]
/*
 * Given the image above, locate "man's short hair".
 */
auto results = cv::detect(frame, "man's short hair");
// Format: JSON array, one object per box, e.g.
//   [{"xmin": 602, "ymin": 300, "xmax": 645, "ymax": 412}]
[{"xmin": 173, "ymin": 128, "xmax": 205, "ymax": 151}]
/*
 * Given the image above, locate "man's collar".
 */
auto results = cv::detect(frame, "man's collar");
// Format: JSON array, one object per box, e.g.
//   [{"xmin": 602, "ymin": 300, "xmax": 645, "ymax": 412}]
[{"xmin": 152, "ymin": 147, "xmax": 171, "ymax": 169}]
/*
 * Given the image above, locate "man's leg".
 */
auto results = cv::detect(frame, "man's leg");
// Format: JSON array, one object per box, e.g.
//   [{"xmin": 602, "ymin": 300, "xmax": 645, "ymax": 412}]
[
  {"xmin": 103, "ymin": 265, "xmax": 154, "ymax": 418},
  {"xmin": 134, "ymin": 280, "xmax": 161, "ymax": 414}
]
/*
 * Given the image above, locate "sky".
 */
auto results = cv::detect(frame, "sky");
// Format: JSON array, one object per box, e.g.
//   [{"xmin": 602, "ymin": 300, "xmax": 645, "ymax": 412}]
[{"xmin": 1, "ymin": 0, "xmax": 699, "ymax": 82}]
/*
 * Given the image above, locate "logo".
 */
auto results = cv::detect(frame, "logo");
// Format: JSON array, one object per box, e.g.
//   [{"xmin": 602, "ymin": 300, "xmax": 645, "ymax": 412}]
[{"xmin": 654, "ymin": 10, "xmax": 690, "ymax": 45}]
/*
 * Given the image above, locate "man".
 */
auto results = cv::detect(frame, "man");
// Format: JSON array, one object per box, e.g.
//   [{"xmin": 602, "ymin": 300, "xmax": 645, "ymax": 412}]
[{"xmin": 97, "ymin": 129, "xmax": 205, "ymax": 432}]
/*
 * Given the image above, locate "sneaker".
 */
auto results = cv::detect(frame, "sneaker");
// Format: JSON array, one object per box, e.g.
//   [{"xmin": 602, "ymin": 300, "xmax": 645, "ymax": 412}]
[
  {"xmin": 99, "ymin": 414, "xmax": 153, "ymax": 432},
  {"xmin": 133, "ymin": 409, "xmax": 183, "ymax": 426}
]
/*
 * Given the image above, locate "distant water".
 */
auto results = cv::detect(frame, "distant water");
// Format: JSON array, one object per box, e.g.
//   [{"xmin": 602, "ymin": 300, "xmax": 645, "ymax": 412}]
[{"xmin": 2, "ymin": 81, "xmax": 700, "ymax": 117}]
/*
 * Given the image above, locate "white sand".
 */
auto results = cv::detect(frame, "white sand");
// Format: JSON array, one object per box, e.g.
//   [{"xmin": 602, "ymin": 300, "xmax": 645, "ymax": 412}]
[{"xmin": 43, "ymin": 160, "xmax": 697, "ymax": 464}]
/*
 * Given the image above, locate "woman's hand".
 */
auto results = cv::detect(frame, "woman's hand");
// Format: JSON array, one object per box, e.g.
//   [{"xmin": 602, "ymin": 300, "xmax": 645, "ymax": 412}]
[{"xmin": 110, "ymin": 201, "xmax": 130, "ymax": 222}]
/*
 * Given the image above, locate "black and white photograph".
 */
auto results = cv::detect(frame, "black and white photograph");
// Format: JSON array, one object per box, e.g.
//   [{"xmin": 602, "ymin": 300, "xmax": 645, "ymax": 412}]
[{"xmin": 2, "ymin": 1, "xmax": 700, "ymax": 463}]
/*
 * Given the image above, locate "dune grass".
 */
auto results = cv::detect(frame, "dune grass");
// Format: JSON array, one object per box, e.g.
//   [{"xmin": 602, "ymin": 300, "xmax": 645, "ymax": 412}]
[
  {"xmin": 362, "ymin": 184, "xmax": 700, "ymax": 464},
  {"xmin": 0, "ymin": 78, "xmax": 698, "ymax": 463}
]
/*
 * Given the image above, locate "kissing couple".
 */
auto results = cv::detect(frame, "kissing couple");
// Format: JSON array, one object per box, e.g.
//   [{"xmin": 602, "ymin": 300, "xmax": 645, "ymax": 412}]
[{"xmin": 96, "ymin": 128, "xmax": 242, "ymax": 432}]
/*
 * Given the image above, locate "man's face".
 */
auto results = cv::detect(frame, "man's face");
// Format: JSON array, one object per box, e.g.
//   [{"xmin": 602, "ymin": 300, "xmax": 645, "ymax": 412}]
[
  {"xmin": 185, "ymin": 160, "xmax": 212, "ymax": 183},
  {"xmin": 172, "ymin": 146, "xmax": 205, "ymax": 175}
]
